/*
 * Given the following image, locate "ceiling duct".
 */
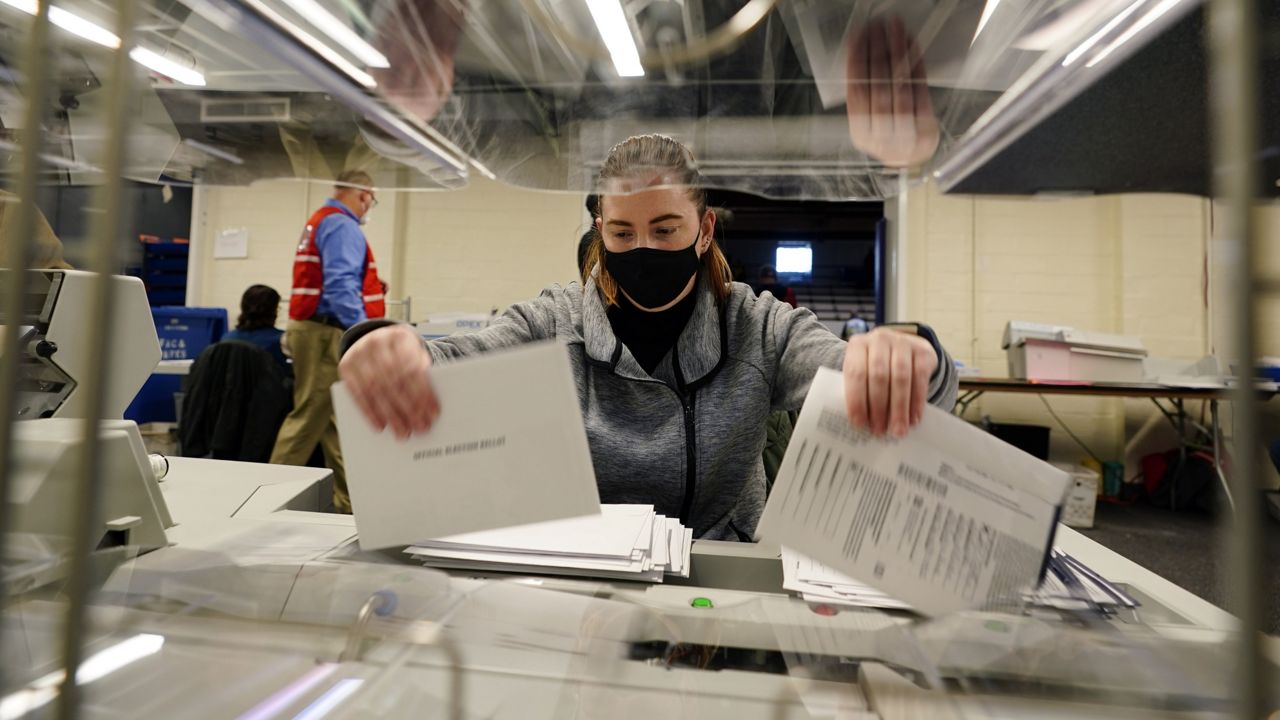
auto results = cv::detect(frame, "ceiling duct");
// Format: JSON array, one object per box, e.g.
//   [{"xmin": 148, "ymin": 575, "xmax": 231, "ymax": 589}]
[{"xmin": 199, "ymin": 96, "xmax": 291, "ymax": 123}]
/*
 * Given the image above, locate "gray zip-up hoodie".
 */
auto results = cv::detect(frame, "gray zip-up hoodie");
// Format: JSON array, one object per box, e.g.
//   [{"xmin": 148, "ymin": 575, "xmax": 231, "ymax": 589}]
[{"xmin": 346, "ymin": 276, "xmax": 957, "ymax": 540}]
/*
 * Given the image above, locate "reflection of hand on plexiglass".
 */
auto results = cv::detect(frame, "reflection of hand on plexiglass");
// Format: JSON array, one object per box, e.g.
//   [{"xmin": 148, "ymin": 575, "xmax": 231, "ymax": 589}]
[
  {"xmin": 845, "ymin": 16, "xmax": 940, "ymax": 169},
  {"xmin": 370, "ymin": 0, "xmax": 465, "ymax": 122}
]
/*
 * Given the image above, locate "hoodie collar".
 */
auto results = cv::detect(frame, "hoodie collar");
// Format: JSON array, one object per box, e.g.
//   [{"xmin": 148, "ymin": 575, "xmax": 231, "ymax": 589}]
[{"xmin": 582, "ymin": 269, "xmax": 726, "ymax": 390}]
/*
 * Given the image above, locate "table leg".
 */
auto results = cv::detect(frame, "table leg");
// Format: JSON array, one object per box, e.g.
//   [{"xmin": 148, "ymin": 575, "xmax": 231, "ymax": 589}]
[
  {"xmin": 1211, "ymin": 399, "xmax": 1237, "ymax": 514},
  {"xmin": 1174, "ymin": 398, "xmax": 1187, "ymax": 511},
  {"xmin": 955, "ymin": 390, "xmax": 983, "ymax": 417}
]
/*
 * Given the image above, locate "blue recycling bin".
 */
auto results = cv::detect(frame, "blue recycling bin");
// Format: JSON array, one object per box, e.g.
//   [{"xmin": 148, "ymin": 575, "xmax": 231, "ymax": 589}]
[
  {"xmin": 151, "ymin": 306, "xmax": 228, "ymax": 362},
  {"xmin": 125, "ymin": 307, "xmax": 228, "ymax": 423}
]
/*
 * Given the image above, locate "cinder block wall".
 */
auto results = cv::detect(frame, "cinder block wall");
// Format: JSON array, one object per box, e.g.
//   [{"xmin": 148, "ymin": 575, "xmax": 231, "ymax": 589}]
[{"xmin": 896, "ymin": 182, "xmax": 1210, "ymax": 464}]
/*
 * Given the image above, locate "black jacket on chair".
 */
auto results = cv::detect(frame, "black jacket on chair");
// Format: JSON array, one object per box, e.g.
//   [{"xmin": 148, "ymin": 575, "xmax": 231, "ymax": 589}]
[{"xmin": 180, "ymin": 340, "xmax": 290, "ymax": 462}]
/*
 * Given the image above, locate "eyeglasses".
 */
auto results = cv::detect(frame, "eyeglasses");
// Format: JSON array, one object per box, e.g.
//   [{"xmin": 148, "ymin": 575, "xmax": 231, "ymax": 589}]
[{"xmin": 367, "ymin": 193, "xmax": 379, "ymax": 208}]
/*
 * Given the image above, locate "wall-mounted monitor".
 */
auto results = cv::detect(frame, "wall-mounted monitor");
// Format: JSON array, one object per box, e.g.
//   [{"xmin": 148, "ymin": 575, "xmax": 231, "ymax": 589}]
[{"xmin": 776, "ymin": 242, "xmax": 813, "ymax": 276}]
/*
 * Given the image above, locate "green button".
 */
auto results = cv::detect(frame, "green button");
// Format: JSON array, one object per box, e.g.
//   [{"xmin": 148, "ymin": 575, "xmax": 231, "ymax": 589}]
[{"xmin": 690, "ymin": 597, "xmax": 714, "ymax": 609}]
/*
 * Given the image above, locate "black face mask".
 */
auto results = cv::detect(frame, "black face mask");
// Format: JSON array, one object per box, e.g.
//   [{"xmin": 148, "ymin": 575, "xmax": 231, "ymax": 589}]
[{"xmin": 605, "ymin": 236, "xmax": 701, "ymax": 310}]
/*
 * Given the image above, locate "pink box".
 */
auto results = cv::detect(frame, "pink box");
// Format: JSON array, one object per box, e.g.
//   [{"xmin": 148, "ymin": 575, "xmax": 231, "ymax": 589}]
[{"xmin": 1008, "ymin": 338, "xmax": 1145, "ymax": 383}]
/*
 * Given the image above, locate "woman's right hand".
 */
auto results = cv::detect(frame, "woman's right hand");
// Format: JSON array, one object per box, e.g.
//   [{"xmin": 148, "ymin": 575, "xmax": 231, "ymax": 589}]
[{"xmin": 338, "ymin": 324, "xmax": 440, "ymax": 439}]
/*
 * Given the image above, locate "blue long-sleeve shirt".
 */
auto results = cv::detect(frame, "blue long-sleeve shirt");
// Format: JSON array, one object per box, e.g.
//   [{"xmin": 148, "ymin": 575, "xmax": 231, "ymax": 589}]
[
  {"xmin": 314, "ymin": 199, "xmax": 369, "ymax": 329},
  {"xmin": 223, "ymin": 327, "xmax": 289, "ymax": 370}
]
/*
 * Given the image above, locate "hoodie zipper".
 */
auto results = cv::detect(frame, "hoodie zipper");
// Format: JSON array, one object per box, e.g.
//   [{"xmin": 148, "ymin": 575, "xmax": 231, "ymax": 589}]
[
  {"xmin": 589, "ymin": 353, "xmax": 699, "ymax": 526},
  {"xmin": 678, "ymin": 390, "xmax": 698, "ymax": 526},
  {"xmin": 669, "ymin": 342, "xmax": 699, "ymax": 527}
]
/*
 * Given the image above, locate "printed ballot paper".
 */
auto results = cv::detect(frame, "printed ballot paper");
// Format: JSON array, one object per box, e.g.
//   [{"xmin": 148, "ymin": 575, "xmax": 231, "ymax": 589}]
[
  {"xmin": 757, "ymin": 367, "xmax": 1069, "ymax": 617},
  {"xmin": 332, "ymin": 341, "xmax": 601, "ymax": 549}
]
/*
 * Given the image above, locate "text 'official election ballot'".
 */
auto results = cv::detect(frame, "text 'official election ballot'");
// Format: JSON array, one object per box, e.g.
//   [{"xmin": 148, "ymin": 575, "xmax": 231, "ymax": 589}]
[
  {"xmin": 332, "ymin": 341, "xmax": 601, "ymax": 549},
  {"xmin": 757, "ymin": 367, "xmax": 1070, "ymax": 617}
]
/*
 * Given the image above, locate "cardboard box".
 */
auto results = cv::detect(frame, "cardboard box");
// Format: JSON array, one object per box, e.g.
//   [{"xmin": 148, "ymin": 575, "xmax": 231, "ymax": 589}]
[
  {"xmin": 1054, "ymin": 462, "xmax": 1100, "ymax": 528},
  {"xmin": 138, "ymin": 422, "xmax": 179, "ymax": 457}
]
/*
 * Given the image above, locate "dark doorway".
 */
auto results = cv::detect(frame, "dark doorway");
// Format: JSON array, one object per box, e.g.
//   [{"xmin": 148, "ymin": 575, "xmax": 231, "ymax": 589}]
[
  {"xmin": 38, "ymin": 180, "xmax": 194, "ymax": 305},
  {"xmin": 709, "ymin": 190, "xmax": 884, "ymax": 335}
]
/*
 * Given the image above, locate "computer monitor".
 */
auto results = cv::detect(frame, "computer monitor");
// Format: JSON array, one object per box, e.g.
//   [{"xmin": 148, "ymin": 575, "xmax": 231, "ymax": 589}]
[{"xmin": 775, "ymin": 242, "xmax": 812, "ymax": 277}]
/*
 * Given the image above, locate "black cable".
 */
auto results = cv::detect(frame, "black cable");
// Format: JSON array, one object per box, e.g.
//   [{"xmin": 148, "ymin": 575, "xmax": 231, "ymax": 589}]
[{"xmin": 1038, "ymin": 394, "xmax": 1103, "ymax": 466}]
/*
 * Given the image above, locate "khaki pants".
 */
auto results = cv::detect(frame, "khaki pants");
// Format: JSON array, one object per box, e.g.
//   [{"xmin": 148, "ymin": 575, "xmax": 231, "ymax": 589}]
[{"xmin": 270, "ymin": 320, "xmax": 350, "ymax": 512}]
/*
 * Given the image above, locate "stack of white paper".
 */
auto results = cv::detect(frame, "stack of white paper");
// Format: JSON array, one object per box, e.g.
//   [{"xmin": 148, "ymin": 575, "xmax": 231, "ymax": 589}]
[
  {"xmin": 782, "ymin": 547, "xmax": 912, "ymax": 610},
  {"xmin": 404, "ymin": 504, "xmax": 692, "ymax": 583},
  {"xmin": 782, "ymin": 547, "xmax": 1138, "ymax": 614}
]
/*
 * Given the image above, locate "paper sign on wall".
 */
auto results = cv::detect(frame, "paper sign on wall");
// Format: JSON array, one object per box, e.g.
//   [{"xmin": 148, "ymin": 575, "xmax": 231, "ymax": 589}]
[{"xmin": 214, "ymin": 227, "xmax": 249, "ymax": 259}]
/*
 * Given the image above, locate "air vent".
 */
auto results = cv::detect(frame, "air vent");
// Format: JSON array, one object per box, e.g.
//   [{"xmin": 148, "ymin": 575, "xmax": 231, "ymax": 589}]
[{"xmin": 200, "ymin": 98, "xmax": 291, "ymax": 123}]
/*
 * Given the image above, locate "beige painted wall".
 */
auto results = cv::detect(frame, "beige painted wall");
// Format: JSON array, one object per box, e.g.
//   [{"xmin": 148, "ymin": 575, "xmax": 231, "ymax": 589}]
[
  {"xmin": 1257, "ymin": 205, "xmax": 1280, "ymax": 356},
  {"xmin": 897, "ymin": 181, "xmax": 1211, "ymax": 464},
  {"xmin": 1215, "ymin": 202, "xmax": 1280, "ymax": 358},
  {"xmin": 1205, "ymin": 202, "xmax": 1280, "ymax": 490},
  {"xmin": 191, "ymin": 176, "xmax": 583, "ymax": 325},
  {"xmin": 398, "ymin": 176, "xmax": 584, "ymax": 317}
]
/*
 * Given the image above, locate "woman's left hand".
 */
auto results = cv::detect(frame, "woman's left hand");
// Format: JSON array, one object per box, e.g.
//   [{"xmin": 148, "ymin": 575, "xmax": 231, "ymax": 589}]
[{"xmin": 843, "ymin": 327, "xmax": 937, "ymax": 437}]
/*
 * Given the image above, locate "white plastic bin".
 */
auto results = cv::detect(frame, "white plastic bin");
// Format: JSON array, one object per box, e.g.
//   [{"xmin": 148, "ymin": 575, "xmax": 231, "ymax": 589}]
[{"xmin": 1007, "ymin": 339, "xmax": 1145, "ymax": 383}]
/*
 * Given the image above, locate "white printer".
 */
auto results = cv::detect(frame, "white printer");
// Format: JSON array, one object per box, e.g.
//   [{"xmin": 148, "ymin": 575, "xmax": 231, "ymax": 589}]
[{"xmin": 414, "ymin": 310, "xmax": 497, "ymax": 340}]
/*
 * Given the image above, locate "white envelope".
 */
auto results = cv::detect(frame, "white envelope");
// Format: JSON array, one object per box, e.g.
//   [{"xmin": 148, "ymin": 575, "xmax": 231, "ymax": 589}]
[{"xmin": 333, "ymin": 341, "xmax": 601, "ymax": 549}]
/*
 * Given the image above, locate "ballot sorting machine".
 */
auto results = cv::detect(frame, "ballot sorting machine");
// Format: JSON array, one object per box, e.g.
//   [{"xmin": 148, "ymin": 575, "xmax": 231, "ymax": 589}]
[{"xmin": 0, "ymin": 0, "xmax": 1275, "ymax": 718}]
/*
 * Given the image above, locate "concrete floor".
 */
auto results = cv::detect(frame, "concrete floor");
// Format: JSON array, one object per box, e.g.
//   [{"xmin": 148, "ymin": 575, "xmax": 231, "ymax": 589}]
[{"xmin": 1079, "ymin": 499, "xmax": 1280, "ymax": 633}]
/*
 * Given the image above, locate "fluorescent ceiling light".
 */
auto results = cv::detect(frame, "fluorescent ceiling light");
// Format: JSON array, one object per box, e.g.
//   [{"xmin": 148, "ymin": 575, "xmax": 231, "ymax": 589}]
[
  {"xmin": 1086, "ymin": 0, "xmax": 1183, "ymax": 68},
  {"xmin": 49, "ymin": 6, "xmax": 119, "ymax": 47},
  {"xmin": 130, "ymin": 47, "xmax": 206, "ymax": 86},
  {"xmin": 1061, "ymin": 0, "xmax": 1145, "ymax": 67},
  {"xmin": 0, "ymin": 0, "xmax": 119, "ymax": 48},
  {"xmin": 292, "ymin": 678, "xmax": 364, "ymax": 720},
  {"xmin": 236, "ymin": 664, "xmax": 337, "ymax": 720},
  {"xmin": 971, "ymin": 0, "xmax": 1002, "ymax": 45},
  {"xmin": 182, "ymin": 138, "xmax": 243, "ymax": 165},
  {"xmin": 0, "ymin": 0, "xmax": 36, "ymax": 15},
  {"xmin": 0, "ymin": 1, "xmax": 205, "ymax": 86},
  {"xmin": 240, "ymin": 0, "xmax": 377, "ymax": 88},
  {"xmin": 469, "ymin": 157, "xmax": 497, "ymax": 180},
  {"xmin": 77, "ymin": 634, "xmax": 166, "ymax": 683},
  {"xmin": 0, "ymin": 634, "xmax": 164, "ymax": 720},
  {"xmin": 0, "ymin": 684, "xmax": 56, "ymax": 720},
  {"xmin": 1015, "ymin": 0, "xmax": 1114, "ymax": 50},
  {"xmin": 585, "ymin": 0, "xmax": 644, "ymax": 78},
  {"xmin": 292, "ymin": 32, "xmax": 377, "ymax": 88},
  {"xmin": 0, "ymin": 138, "xmax": 101, "ymax": 172},
  {"xmin": 276, "ymin": 0, "xmax": 388, "ymax": 68}
]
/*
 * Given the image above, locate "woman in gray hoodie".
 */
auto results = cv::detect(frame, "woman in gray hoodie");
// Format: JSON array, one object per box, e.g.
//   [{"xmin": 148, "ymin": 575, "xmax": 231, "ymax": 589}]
[{"xmin": 338, "ymin": 134, "xmax": 957, "ymax": 540}]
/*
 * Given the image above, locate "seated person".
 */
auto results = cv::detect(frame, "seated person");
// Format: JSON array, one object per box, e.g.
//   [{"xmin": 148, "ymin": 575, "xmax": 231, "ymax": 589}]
[
  {"xmin": 755, "ymin": 265, "xmax": 797, "ymax": 307},
  {"xmin": 223, "ymin": 284, "xmax": 289, "ymax": 370},
  {"xmin": 340, "ymin": 134, "xmax": 957, "ymax": 541}
]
